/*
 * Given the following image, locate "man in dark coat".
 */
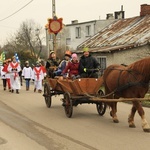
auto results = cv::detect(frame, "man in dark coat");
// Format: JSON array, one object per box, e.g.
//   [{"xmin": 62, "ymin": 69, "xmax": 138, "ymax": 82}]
[{"xmin": 79, "ymin": 47, "xmax": 100, "ymax": 78}]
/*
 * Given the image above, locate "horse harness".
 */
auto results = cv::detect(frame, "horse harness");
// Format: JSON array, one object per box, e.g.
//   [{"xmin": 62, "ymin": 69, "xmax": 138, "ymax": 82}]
[{"xmin": 109, "ymin": 67, "xmax": 149, "ymax": 95}]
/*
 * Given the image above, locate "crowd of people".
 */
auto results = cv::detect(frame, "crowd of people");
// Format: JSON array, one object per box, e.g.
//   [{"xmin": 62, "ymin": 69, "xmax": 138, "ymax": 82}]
[
  {"xmin": 0, "ymin": 56, "xmax": 46, "ymax": 94},
  {"xmin": 0, "ymin": 47, "xmax": 100, "ymax": 94},
  {"xmin": 46, "ymin": 47, "xmax": 100, "ymax": 79}
]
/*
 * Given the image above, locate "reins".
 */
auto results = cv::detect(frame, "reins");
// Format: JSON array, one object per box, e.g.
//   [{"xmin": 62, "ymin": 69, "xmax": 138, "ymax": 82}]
[{"xmin": 102, "ymin": 67, "xmax": 149, "ymax": 98}]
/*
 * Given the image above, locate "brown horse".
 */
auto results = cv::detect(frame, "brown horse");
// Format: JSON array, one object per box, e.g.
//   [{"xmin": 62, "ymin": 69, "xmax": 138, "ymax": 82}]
[{"xmin": 103, "ymin": 57, "xmax": 150, "ymax": 132}]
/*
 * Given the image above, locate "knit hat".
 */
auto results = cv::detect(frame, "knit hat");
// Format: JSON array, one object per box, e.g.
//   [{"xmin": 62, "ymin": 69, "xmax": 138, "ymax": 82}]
[
  {"xmin": 71, "ymin": 53, "xmax": 77, "ymax": 59},
  {"xmin": 83, "ymin": 47, "xmax": 89, "ymax": 52}
]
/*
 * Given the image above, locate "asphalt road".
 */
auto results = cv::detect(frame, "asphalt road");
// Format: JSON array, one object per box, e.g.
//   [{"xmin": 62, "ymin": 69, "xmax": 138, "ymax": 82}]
[{"xmin": 0, "ymin": 81, "xmax": 150, "ymax": 150}]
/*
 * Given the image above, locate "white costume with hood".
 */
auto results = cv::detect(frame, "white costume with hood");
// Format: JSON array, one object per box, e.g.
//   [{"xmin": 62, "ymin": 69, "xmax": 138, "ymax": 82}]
[
  {"xmin": 32, "ymin": 64, "xmax": 44, "ymax": 91},
  {"xmin": 8, "ymin": 61, "xmax": 21, "ymax": 90}
]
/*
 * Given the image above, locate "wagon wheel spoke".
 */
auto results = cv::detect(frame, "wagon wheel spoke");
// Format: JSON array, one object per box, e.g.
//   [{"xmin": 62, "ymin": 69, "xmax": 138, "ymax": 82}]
[
  {"xmin": 96, "ymin": 90, "xmax": 107, "ymax": 116},
  {"xmin": 63, "ymin": 92, "xmax": 73, "ymax": 118},
  {"xmin": 43, "ymin": 83, "xmax": 52, "ymax": 108}
]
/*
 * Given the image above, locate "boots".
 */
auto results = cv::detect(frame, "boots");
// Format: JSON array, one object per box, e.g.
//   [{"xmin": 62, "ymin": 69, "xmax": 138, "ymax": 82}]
[
  {"xmin": 16, "ymin": 89, "xmax": 19, "ymax": 94},
  {"xmin": 38, "ymin": 89, "xmax": 42, "ymax": 93},
  {"xmin": 34, "ymin": 88, "xmax": 36, "ymax": 92},
  {"xmin": 9, "ymin": 87, "xmax": 11, "ymax": 92},
  {"xmin": 26, "ymin": 87, "xmax": 29, "ymax": 91}
]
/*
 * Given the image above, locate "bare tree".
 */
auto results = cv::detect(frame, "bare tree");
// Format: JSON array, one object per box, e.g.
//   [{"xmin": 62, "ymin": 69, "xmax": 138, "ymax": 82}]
[
  {"xmin": 16, "ymin": 20, "xmax": 44, "ymax": 59},
  {"xmin": 3, "ymin": 19, "xmax": 45, "ymax": 62}
]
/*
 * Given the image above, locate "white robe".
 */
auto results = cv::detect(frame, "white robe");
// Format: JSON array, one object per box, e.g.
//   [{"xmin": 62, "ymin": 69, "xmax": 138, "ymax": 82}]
[
  {"xmin": 22, "ymin": 66, "xmax": 32, "ymax": 79},
  {"xmin": 8, "ymin": 62, "xmax": 21, "ymax": 90},
  {"xmin": 32, "ymin": 66, "xmax": 44, "ymax": 90}
]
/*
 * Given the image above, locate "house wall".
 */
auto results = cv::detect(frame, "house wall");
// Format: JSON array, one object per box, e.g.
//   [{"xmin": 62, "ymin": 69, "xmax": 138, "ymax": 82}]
[
  {"xmin": 109, "ymin": 45, "xmax": 150, "ymax": 66},
  {"xmin": 47, "ymin": 19, "xmax": 115, "ymax": 54},
  {"xmin": 92, "ymin": 45, "xmax": 150, "ymax": 67}
]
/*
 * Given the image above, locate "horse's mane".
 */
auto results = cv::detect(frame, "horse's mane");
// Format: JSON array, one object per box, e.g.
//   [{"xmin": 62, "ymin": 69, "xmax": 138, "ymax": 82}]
[{"xmin": 127, "ymin": 57, "xmax": 150, "ymax": 75}]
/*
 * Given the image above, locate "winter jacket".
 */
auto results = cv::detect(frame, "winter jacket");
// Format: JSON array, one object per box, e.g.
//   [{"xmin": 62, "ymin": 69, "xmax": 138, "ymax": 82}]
[
  {"xmin": 45, "ymin": 58, "xmax": 60, "ymax": 70},
  {"xmin": 79, "ymin": 55, "xmax": 99, "ymax": 74},
  {"xmin": 62, "ymin": 60, "xmax": 79, "ymax": 77}
]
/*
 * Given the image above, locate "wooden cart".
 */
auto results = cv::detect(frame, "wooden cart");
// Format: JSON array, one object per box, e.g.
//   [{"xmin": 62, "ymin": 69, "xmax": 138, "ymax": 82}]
[{"xmin": 43, "ymin": 77, "xmax": 107, "ymax": 118}]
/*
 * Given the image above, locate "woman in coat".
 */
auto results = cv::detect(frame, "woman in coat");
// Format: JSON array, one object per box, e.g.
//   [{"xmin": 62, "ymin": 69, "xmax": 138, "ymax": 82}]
[{"xmin": 62, "ymin": 53, "xmax": 79, "ymax": 79}]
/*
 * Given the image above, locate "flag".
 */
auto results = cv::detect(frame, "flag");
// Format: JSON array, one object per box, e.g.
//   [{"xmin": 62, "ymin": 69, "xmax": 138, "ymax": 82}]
[
  {"xmin": 14, "ymin": 53, "xmax": 20, "ymax": 62},
  {"xmin": 0, "ymin": 52, "xmax": 5, "ymax": 62}
]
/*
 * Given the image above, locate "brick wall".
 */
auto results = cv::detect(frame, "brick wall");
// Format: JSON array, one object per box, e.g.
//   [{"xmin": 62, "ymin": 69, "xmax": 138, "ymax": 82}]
[{"xmin": 140, "ymin": 4, "xmax": 150, "ymax": 16}]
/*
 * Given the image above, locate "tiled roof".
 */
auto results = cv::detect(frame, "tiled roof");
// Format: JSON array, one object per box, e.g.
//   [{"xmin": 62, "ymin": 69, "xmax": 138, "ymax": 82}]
[{"xmin": 77, "ymin": 15, "xmax": 150, "ymax": 53}]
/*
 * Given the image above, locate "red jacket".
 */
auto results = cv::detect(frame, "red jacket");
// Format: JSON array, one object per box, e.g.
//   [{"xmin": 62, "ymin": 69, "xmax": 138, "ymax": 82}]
[
  {"xmin": 63, "ymin": 60, "xmax": 79, "ymax": 77},
  {"xmin": 2, "ymin": 64, "xmax": 8, "ymax": 73}
]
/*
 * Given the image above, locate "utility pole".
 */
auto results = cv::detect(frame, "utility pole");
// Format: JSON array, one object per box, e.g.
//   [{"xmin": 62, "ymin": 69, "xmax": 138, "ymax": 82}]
[
  {"xmin": 46, "ymin": 0, "xmax": 63, "ymax": 57},
  {"xmin": 52, "ymin": 0, "xmax": 57, "ymax": 55},
  {"xmin": 52, "ymin": 0, "xmax": 56, "ymax": 17}
]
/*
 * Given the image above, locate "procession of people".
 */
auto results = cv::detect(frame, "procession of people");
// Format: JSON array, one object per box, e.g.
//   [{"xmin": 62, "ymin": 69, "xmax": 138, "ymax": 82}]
[
  {"xmin": 0, "ymin": 55, "xmax": 47, "ymax": 94},
  {"xmin": 0, "ymin": 48, "xmax": 100, "ymax": 94}
]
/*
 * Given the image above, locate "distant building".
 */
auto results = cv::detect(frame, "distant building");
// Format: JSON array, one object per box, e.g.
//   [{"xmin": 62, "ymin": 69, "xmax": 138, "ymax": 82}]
[
  {"xmin": 46, "ymin": 6, "xmax": 125, "ymax": 57},
  {"xmin": 76, "ymin": 4, "xmax": 150, "ymax": 74}
]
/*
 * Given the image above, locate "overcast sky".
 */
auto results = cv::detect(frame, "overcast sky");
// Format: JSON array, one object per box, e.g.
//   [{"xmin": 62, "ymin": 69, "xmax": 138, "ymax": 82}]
[{"xmin": 0, "ymin": 0, "xmax": 149, "ymax": 46}]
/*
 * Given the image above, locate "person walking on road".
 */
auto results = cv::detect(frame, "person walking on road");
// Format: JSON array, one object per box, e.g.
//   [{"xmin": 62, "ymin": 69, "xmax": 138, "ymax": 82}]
[
  {"xmin": 22, "ymin": 61, "xmax": 32, "ymax": 91},
  {"xmin": 7, "ymin": 56, "xmax": 21, "ymax": 94},
  {"xmin": 1, "ymin": 61, "xmax": 7, "ymax": 91},
  {"xmin": 32, "ymin": 61, "xmax": 44, "ymax": 93},
  {"xmin": 1, "ymin": 59, "xmax": 11, "ymax": 91}
]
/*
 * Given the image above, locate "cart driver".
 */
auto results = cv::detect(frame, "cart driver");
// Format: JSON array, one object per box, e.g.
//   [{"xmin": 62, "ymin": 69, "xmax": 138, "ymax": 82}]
[{"xmin": 78, "ymin": 47, "xmax": 100, "ymax": 78}]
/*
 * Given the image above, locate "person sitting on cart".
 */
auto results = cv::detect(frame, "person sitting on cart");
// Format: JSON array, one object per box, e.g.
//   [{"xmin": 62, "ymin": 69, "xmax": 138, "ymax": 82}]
[
  {"xmin": 62, "ymin": 53, "xmax": 80, "ymax": 80},
  {"xmin": 78, "ymin": 47, "xmax": 100, "ymax": 78},
  {"xmin": 45, "ymin": 51, "xmax": 60, "ymax": 78},
  {"xmin": 54, "ymin": 50, "xmax": 72, "ymax": 77}
]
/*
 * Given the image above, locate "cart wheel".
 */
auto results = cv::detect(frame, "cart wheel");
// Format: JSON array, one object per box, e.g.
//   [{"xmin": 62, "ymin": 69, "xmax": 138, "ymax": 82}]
[
  {"xmin": 96, "ymin": 90, "xmax": 107, "ymax": 116},
  {"xmin": 63, "ymin": 92, "xmax": 73, "ymax": 118},
  {"xmin": 44, "ymin": 83, "xmax": 52, "ymax": 108}
]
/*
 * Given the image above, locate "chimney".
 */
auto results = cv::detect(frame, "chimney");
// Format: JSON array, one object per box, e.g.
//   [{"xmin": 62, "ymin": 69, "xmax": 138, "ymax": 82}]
[
  {"xmin": 71, "ymin": 20, "xmax": 78, "ymax": 24},
  {"xmin": 140, "ymin": 4, "xmax": 150, "ymax": 16},
  {"xmin": 106, "ymin": 13, "xmax": 114, "ymax": 19},
  {"xmin": 114, "ymin": 5, "xmax": 125, "ymax": 19},
  {"xmin": 114, "ymin": 11, "xmax": 125, "ymax": 19}
]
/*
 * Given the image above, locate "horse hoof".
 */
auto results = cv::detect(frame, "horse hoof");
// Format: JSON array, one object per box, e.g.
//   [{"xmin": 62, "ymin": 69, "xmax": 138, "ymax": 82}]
[
  {"xmin": 143, "ymin": 128, "xmax": 150, "ymax": 132},
  {"xmin": 129, "ymin": 124, "xmax": 136, "ymax": 128},
  {"xmin": 113, "ymin": 119, "xmax": 119, "ymax": 123}
]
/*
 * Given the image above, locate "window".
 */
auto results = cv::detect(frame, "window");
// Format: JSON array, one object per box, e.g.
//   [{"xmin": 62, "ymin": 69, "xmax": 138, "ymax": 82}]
[
  {"xmin": 75, "ymin": 27, "xmax": 81, "ymax": 38},
  {"xmin": 86, "ymin": 25, "xmax": 91, "ymax": 37},
  {"xmin": 97, "ymin": 57, "xmax": 106, "ymax": 76},
  {"xmin": 66, "ymin": 38, "xmax": 71, "ymax": 45}
]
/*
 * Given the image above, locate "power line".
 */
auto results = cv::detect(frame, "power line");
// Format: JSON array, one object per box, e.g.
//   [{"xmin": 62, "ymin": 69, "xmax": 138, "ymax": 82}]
[{"xmin": 0, "ymin": 0, "xmax": 34, "ymax": 22}]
